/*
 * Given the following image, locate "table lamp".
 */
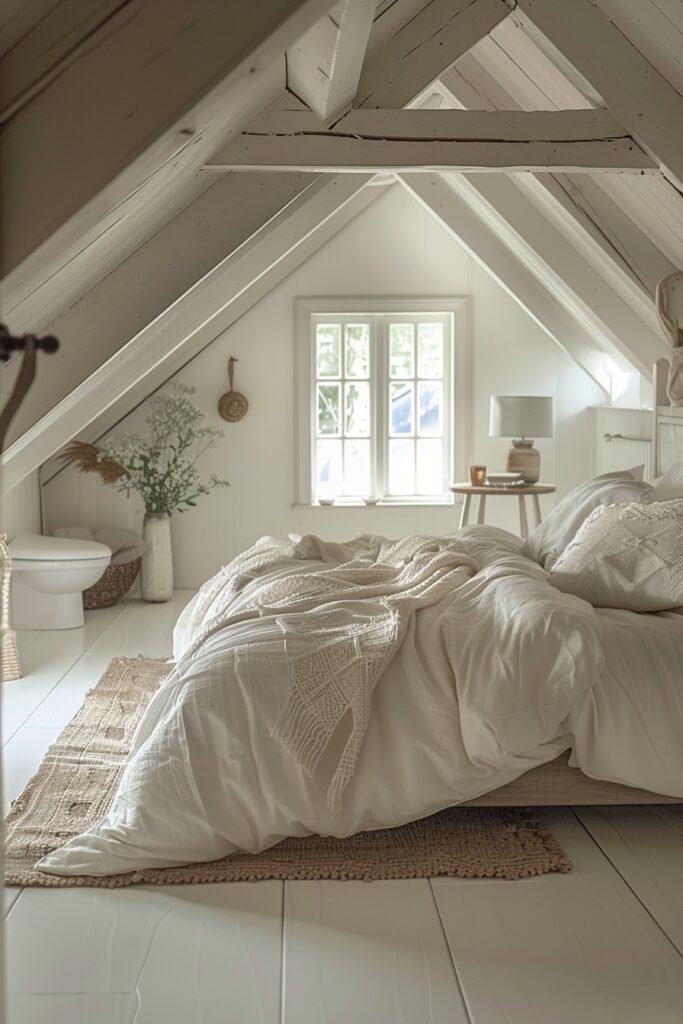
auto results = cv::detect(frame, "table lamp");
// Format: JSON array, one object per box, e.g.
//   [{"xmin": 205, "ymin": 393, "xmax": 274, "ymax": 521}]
[{"xmin": 489, "ymin": 395, "xmax": 553, "ymax": 483}]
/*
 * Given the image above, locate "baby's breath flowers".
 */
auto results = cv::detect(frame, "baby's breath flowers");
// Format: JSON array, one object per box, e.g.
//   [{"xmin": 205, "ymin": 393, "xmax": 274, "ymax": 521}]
[{"xmin": 63, "ymin": 384, "xmax": 229, "ymax": 515}]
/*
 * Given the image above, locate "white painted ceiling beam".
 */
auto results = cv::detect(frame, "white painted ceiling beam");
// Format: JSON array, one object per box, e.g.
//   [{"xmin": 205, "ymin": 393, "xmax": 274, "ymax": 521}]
[
  {"xmin": 1, "ymin": 62, "xmax": 286, "ymax": 335},
  {"xmin": 286, "ymin": 0, "xmax": 376, "ymax": 124},
  {"xmin": 437, "ymin": 54, "xmax": 674, "ymax": 324},
  {"xmin": 207, "ymin": 108, "xmax": 655, "ymax": 173},
  {"xmin": 400, "ymin": 173, "xmax": 611, "ymax": 393},
  {"xmin": 515, "ymin": 0, "xmax": 683, "ymax": 190},
  {"xmin": 0, "ymin": 0, "xmax": 337, "ymax": 273},
  {"xmin": 454, "ymin": 21, "xmax": 683, "ymax": 291},
  {"xmin": 1, "ymin": 175, "xmax": 384, "ymax": 490},
  {"xmin": 0, "ymin": 169, "xmax": 318, "ymax": 443},
  {"xmin": 529, "ymin": 173, "xmax": 676, "ymax": 301},
  {"xmin": 6, "ymin": 0, "xmax": 512, "ymax": 472},
  {"xmin": 356, "ymin": 0, "xmax": 514, "ymax": 109},
  {"xmin": 449, "ymin": 172, "xmax": 668, "ymax": 376}
]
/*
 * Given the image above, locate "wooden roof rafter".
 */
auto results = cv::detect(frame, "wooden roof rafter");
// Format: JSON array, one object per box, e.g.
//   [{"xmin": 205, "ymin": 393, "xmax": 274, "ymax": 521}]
[
  {"xmin": 401, "ymin": 173, "xmax": 613, "ymax": 392},
  {"xmin": 434, "ymin": 22, "xmax": 677, "ymax": 354},
  {"xmin": 0, "ymin": 0, "xmax": 339, "ymax": 276},
  {"xmin": 515, "ymin": 0, "xmax": 683, "ymax": 191},
  {"xmin": 1, "ymin": 174, "xmax": 388, "ymax": 490},
  {"xmin": 356, "ymin": 0, "xmax": 515, "ymax": 109},
  {"xmin": 286, "ymin": 0, "xmax": 376, "ymax": 125},
  {"xmin": 206, "ymin": 107, "xmax": 656, "ymax": 174},
  {"xmin": 216, "ymin": 0, "xmax": 657, "ymax": 178},
  {"xmin": 427, "ymin": 34, "xmax": 670, "ymax": 378},
  {"xmin": 4, "ymin": 0, "xmax": 682, "ymax": 492}
]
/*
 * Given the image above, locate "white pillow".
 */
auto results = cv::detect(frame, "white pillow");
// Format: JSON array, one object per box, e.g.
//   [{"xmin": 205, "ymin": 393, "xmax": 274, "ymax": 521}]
[
  {"xmin": 651, "ymin": 461, "xmax": 683, "ymax": 501},
  {"xmin": 548, "ymin": 499, "xmax": 683, "ymax": 611},
  {"xmin": 520, "ymin": 471, "xmax": 653, "ymax": 570}
]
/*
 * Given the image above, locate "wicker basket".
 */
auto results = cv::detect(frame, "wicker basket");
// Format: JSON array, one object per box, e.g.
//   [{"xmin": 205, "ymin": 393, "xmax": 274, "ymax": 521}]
[
  {"xmin": 1, "ymin": 628, "xmax": 21, "ymax": 681},
  {"xmin": 83, "ymin": 557, "xmax": 141, "ymax": 610}
]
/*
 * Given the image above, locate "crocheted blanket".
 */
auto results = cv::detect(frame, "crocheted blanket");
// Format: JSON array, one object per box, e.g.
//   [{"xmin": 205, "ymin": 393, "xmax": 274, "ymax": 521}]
[{"xmin": 180, "ymin": 534, "xmax": 478, "ymax": 811}]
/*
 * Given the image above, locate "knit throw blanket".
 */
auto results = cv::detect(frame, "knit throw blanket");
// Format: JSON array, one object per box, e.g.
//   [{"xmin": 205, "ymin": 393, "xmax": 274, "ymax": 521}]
[{"xmin": 179, "ymin": 534, "xmax": 478, "ymax": 812}]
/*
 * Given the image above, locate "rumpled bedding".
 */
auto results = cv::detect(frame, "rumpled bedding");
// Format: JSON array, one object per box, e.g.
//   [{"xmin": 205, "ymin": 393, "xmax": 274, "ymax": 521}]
[
  {"xmin": 37, "ymin": 526, "xmax": 683, "ymax": 877},
  {"xmin": 174, "ymin": 532, "xmax": 479, "ymax": 813}
]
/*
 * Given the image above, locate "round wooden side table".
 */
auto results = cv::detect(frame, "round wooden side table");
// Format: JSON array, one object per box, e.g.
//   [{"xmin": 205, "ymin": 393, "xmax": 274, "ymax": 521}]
[{"xmin": 450, "ymin": 483, "xmax": 556, "ymax": 540}]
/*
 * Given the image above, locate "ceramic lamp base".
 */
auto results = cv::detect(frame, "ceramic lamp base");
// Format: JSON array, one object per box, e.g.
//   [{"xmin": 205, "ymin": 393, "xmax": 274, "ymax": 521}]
[{"xmin": 505, "ymin": 439, "xmax": 540, "ymax": 483}]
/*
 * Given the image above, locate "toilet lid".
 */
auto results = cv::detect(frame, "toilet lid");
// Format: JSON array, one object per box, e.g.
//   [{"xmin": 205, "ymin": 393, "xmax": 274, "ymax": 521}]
[{"xmin": 9, "ymin": 533, "xmax": 111, "ymax": 562}]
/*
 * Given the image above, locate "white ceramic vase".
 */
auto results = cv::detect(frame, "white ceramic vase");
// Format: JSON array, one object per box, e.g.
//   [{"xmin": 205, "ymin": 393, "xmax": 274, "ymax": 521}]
[{"xmin": 141, "ymin": 513, "xmax": 173, "ymax": 603}]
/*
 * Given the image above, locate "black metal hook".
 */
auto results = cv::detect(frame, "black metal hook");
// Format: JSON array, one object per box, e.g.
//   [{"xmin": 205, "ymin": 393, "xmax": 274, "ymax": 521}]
[{"xmin": 0, "ymin": 323, "xmax": 60, "ymax": 362}]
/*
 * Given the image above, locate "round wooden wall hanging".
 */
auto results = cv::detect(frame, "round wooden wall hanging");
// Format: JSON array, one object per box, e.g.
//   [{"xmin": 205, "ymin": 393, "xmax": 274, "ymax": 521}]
[{"xmin": 218, "ymin": 357, "xmax": 248, "ymax": 422}]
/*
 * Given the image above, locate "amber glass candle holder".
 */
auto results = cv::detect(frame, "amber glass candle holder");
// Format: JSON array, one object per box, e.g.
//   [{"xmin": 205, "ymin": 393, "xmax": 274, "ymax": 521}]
[{"xmin": 469, "ymin": 464, "xmax": 487, "ymax": 486}]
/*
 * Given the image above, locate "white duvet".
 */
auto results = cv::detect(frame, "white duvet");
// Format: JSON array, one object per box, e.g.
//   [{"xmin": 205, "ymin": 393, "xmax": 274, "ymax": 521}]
[{"xmin": 38, "ymin": 527, "xmax": 683, "ymax": 877}]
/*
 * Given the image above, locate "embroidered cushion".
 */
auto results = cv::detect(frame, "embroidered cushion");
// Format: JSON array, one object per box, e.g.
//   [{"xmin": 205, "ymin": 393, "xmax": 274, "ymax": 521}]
[
  {"xmin": 548, "ymin": 499, "xmax": 683, "ymax": 611},
  {"xmin": 521, "ymin": 472, "xmax": 653, "ymax": 570}
]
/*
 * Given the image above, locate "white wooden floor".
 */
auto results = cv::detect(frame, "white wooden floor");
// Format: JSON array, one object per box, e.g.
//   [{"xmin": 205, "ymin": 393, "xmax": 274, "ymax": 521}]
[{"xmin": 4, "ymin": 595, "xmax": 683, "ymax": 1024}]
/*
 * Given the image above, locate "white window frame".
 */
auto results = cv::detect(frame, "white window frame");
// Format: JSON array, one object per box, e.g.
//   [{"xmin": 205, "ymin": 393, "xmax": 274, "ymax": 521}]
[{"xmin": 294, "ymin": 297, "xmax": 471, "ymax": 506}]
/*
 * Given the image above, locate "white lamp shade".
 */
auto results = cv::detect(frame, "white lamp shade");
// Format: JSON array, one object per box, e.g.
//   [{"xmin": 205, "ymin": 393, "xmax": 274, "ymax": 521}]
[{"xmin": 489, "ymin": 395, "xmax": 553, "ymax": 438}]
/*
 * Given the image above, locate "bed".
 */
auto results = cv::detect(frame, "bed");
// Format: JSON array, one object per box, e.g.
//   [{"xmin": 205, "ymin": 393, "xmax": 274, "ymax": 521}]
[
  {"xmin": 35, "ymin": 376, "xmax": 683, "ymax": 877},
  {"xmin": 488, "ymin": 363, "xmax": 683, "ymax": 809}
]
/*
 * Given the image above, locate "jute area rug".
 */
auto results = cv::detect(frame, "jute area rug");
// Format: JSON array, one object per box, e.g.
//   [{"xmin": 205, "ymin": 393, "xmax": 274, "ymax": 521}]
[{"xmin": 4, "ymin": 657, "xmax": 571, "ymax": 888}]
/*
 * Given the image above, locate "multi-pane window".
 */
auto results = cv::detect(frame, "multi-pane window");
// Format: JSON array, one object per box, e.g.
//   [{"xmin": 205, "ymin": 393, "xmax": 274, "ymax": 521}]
[
  {"xmin": 388, "ymin": 321, "xmax": 445, "ymax": 497},
  {"xmin": 300, "ymin": 302, "xmax": 461, "ymax": 503},
  {"xmin": 315, "ymin": 321, "xmax": 372, "ymax": 499}
]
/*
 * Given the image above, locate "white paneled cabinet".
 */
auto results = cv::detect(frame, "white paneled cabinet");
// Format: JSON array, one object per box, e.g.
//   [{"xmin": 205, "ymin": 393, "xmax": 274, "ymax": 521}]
[
  {"xmin": 591, "ymin": 406, "xmax": 652, "ymax": 478},
  {"xmin": 656, "ymin": 405, "xmax": 683, "ymax": 476}
]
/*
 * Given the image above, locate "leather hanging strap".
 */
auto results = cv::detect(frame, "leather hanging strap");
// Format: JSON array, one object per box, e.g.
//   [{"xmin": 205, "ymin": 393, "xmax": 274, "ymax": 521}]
[{"xmin": 0, "ymin": 326, "xmax": 60, "ymax": 454}]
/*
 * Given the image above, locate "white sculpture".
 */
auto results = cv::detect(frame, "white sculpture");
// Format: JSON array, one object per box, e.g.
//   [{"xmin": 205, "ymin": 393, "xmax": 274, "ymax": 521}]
[{"xmin": 655, "ymin": 271, "xmax": 683, "ymax": 407}]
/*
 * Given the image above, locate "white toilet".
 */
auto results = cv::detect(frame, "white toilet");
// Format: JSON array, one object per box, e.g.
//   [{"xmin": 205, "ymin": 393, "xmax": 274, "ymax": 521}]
[{"xmin": 9, "ymin": 533, "xmax": 112, "ymax": 630}]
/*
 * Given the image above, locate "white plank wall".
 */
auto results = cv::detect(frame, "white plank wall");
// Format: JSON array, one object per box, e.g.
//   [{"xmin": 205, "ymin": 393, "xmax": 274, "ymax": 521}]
[
  {"xmin": 39, "ymin": 185, "xmax": 606, "ymax": 585},
  {"xmin": 603, "ymin": 175, "xmax": 683, "ymax": 270},
  {"xmin": 594, "ymin": 0, "xmax": 683, "ymax": 97},
  {"xmin": 0, "ymin": 471, "xmax": 41, "ymax": 538}
]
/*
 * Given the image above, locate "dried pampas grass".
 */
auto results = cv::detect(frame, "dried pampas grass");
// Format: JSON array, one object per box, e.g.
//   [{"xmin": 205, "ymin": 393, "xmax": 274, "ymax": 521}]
[{"xmin": 58, "ymin": 441, "xmax": 128, "ymax": 484}]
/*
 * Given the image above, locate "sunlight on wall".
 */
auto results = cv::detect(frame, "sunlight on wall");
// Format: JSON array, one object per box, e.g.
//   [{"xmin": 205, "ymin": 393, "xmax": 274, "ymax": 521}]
[{"xmin": 602, "ymin": 355, "xmax": 644, "ymax": 408}]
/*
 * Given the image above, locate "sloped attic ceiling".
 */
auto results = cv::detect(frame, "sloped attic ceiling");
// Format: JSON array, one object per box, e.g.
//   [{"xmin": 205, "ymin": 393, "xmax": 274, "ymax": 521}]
[{"xmin": 2, "ymin": 0, "xmax": 683, "ymax": 491}]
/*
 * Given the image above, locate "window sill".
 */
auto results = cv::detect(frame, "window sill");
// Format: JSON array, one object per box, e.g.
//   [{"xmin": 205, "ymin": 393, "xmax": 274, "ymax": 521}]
[{"xmin": 293, "ymin": 498, "xmax": 457, "ymax": 509}]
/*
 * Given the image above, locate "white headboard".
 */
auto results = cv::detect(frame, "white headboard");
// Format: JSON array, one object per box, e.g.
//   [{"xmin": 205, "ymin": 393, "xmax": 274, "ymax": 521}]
[{"xmin": 653, "ymin": 358, "xmax": 683, "ymax": 476}]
